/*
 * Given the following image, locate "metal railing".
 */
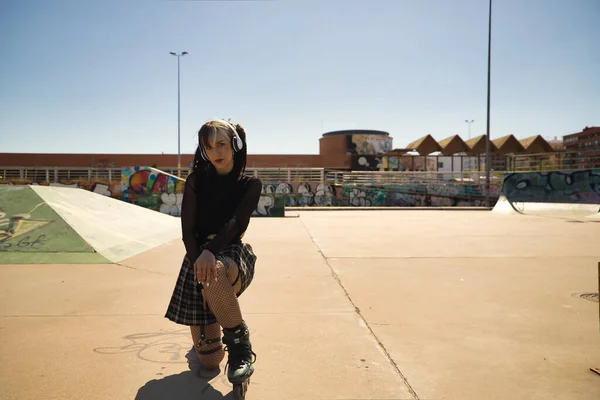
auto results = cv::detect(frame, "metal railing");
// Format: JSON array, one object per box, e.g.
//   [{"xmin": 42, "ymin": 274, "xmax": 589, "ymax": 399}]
[
  {"xmin": 506, "ymin": 150, "xmax": 600, "ymax": 172},
  {"xmin": 247, "ymin": 168, "xmax": 325, "ymax": 183},
  {"xmin": 1, "ymin": 158, "xmax": 596, "ymax": 188},
  {"xmin": 0, "ymin": 167, "xmax": 122, "ymax": 183},
  {"xmin": 0, "ymin": 166, "xmax": 504, "ymax": 188},
  {"xmin": 324, "ymin": 170, "xmax": 504, "ymax": 186}
]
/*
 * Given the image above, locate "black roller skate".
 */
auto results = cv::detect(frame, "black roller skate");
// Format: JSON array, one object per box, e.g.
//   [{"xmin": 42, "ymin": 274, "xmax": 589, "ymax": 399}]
[{"xmin": 222, "ymin": 320, "xmax": 256, "ymax": 399}]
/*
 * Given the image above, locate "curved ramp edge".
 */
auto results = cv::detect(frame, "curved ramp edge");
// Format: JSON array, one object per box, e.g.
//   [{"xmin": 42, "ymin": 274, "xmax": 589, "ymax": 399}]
[{"xmin": 30, "ymin": 185, "xmax": 181, "ymax": 263}]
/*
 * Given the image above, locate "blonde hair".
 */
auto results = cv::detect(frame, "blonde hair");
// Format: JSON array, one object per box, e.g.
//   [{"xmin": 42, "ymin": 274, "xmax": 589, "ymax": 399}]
[
  {"xmin": 192, "ymin": 119, "xmax": 249, "ymax": 179},
  {"xmin": 199, "ymin": 120, "xmax": 234, "ymax": 149}
]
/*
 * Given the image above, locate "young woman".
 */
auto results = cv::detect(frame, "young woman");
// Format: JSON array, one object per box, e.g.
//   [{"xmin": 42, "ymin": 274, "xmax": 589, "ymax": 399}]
[{"xmin": 165, "ymin": 119, "xmax": 262, "ymax": 394}]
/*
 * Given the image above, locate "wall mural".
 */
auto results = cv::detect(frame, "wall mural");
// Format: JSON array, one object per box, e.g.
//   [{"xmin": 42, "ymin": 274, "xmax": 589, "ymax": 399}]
[
  {"xmin": 346, "ymin": 134, "xmax": 393, "ymax": 156},
  {"xmin": 120, "ymin": 167, "xmax": 185, "ymax": 216},
  {"xmin": 502, "ymin": 170, "xmax": 600, "ymax": 204}
]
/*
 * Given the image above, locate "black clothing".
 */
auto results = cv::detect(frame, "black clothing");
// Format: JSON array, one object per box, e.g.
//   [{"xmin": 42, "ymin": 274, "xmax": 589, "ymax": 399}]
[
  {"xmin": 180, "ymin": 170, "xmax": 262, "ymax": 263},
  {"xmin": 164, "ymin": 239, "xmax": 257, "ymax": 326}
]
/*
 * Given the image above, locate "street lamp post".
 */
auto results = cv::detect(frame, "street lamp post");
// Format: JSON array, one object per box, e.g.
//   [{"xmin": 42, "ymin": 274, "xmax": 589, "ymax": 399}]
[
  {"xmin": 485, "ymin": 0, "xmax": 492, "ymax": 207},
  {"xmin": 465, "ymin": 119, "xmax": 474, "ymax": 140},
  {"xmin": 170, "ymin": 51, "xmax": 188, "ymax": 177}
]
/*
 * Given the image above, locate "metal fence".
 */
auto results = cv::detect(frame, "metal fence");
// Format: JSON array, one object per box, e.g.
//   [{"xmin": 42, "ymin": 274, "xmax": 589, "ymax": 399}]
[
  {"xmin": 0, "ymin": 167, "xmax": 123, "ymax": 183},
  {"xmin": 1, "ymin": 166, "xmax": 504, "ymax": 187},
  {"xmin": 505, "ymin": 150, "xmax": 600, "ymax": 172},
  {"xmin": 1, "ymin": 150, "xmax": 598, "ymax": 187},
  {"xmin": 325, "ymin": 170, "xmax": 504, "ymax": 186}
]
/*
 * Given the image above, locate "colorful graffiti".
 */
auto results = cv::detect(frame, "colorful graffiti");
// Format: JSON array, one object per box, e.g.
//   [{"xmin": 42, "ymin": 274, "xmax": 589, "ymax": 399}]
[
  {"xmin": 347, "ymin": 135, "xmax": 393, "ymax": 156},
  {"xmin": 250, "ymin": 181, "xmax": 496, "ymax": 208},
  {"xmin": 253, "ymin": 191, "xmax": 286, "ymax": 217},
  {"xmin": 502, "ymin": 170, "xmax": 600, "ymax": 204},
  {"xmin": 121, "ymin": 167, "xmax": 185, "ymax": 216},
  {"xmin": 345, "ymin": 135, "xmax": 393, "ymax": 171},
  {"xmin": 260, "ymin": 182, "xmax": 337, "ymax": 207},
  {"xmin": 338, "ymin": 183, "xmax": 493, "ymax": 207}
]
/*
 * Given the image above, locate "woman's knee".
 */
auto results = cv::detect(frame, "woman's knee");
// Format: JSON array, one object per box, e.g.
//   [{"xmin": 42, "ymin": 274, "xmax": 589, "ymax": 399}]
[
  {"xmin": 214, "ymin": 260, "xmax": 229, "ymax": 279},
  {"xmin": 210, "ymin": 259, "xmax": 240, "ymax": 286},
  {"xmin": 202, "ymin": 259, "xmax": 242, "ymax": 297}
]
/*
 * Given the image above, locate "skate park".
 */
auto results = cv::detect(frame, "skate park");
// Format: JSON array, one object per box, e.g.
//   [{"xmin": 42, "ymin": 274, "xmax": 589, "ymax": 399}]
[
  {"xmin": 3, "ymin": 0, "xmax": 600, "ymax": 397},
  {"xmin": 1, "ymin": 169, "xmax": 599, "ymax": 400}
]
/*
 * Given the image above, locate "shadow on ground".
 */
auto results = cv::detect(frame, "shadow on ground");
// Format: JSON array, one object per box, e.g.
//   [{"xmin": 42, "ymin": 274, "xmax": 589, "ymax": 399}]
[{"xmin": 135, "ymin": 348, "xmax": 234, "ymax": 400}]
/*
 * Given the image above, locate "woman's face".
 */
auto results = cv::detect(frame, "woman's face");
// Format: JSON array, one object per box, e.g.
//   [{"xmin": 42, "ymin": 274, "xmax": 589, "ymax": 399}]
[{"xmin": 204, "ymin": 131, "xmax": 234, "ymax": 174}]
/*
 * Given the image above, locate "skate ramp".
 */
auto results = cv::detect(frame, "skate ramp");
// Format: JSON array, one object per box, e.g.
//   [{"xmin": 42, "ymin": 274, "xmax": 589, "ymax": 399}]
[
  {"xmin": 492, "ymin": 195, "xmax": 600, "ymax": 218},
  {"xmin": 0, "ymin": 185, "xmax": 180, "ymax": 264},
  {"xmin": 492, "ymin": 170, "xmax": 600, "ymax": 219}
]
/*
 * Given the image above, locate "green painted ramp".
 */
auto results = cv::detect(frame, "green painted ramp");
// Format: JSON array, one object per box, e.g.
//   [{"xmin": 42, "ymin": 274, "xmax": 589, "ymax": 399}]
[
  {"xmin": 0, "ymin": 185, "xmax": 181, "ymax": 264},
  {"xmin": 0, "ymin": 186, "xmax": 110, "ymax": 264}
]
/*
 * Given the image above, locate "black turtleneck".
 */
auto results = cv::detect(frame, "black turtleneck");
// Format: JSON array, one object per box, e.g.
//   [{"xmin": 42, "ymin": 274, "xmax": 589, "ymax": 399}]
[{"xmin": 180, "ymin": 169, "xmax": 262, "ymax": 263}]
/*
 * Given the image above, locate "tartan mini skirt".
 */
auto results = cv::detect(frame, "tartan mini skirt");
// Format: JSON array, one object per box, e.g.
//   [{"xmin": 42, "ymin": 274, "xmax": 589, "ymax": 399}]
[{"xmin": 164, "ymin": 238, "xmax": 257, "ymax": 326}]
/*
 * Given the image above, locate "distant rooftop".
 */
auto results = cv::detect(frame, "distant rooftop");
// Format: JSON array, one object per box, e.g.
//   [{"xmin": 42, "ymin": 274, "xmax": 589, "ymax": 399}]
[{"xmin": 322, "ymin": 129, "xmax": 390, "ymax": 138}]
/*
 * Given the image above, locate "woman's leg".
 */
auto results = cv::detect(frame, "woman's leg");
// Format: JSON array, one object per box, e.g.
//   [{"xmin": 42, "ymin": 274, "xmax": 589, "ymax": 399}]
[
  {"xmin": 201, "ymin": 258, "xmax": 242, "ymax": 329},
  {"xmin": 190, "ymin": 323, "xmax": 224, "ymax": 369},
  {"xmin": 202, "ymin": 257, "xmax": 255, "ymax": 384},
  {"xmin": 188, "ymin": 257, "xmax": 244, "ymax": 369}
]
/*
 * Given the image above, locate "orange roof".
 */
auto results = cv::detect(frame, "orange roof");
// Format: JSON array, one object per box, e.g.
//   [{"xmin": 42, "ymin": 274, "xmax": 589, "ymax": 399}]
[
  {"xmin": 519, "ymin": 135, "xmax": 554, "ymax": 153},
  {"xmin": 405, "ymin": 134, "xmax": 443, "ymax": 155},
  {"xmin": 492, "ymin": 135, "xmax": 525, "ymax": 155},
  {"xmin": 437, "ymin": 135, "xmax": 470, "ymax": 155},
  {"xmin": 464, "ymin": 135, "xmax": 498, "ymax": 155}
]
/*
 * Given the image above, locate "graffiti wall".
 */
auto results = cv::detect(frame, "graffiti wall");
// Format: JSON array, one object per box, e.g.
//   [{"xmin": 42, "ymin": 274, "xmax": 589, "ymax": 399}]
[
  {"xmin": 1, "ymin": 165, "xmax": 501, "ymax": 216},
  {"xmin": 120, "ymin": 167, "xmax": 185, "ymax": 216},
  {"xmin": 502, "ymin": 170, "xmax": 600, "ymax": 204},
  {"xmin": 338, "ymin": 183, "xmax": 496, "ymax": 207},
  {"xmin": 252, "ymin": 181, "xmax": 497, "ymax": 208}
]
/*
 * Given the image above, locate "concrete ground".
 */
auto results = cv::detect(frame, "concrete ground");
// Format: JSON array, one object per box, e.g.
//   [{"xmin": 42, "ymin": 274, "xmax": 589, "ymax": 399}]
[{"xmin": 1, "ymin": 209, "xmax": 599, "ymax": 400}]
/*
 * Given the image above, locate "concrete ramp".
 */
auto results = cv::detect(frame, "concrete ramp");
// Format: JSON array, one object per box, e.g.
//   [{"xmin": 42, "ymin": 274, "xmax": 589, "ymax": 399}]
[
  {"xmin": 492, "ymin": 195, "xmax": 600, "ymax": 217},
  {"xmin": 586, "ymin": 210, "xmax": 600, "ymax": 220},
  {"xmin": 0, "ymin": 185, "xmax": 180, "ymax": 264},
  {"xmin": 493, "ymin": 170, "xmax": 600, "ymax": 219},
  {"xmin": 491, "ymin": 194, "xmax": 520, "ymax": 215}
]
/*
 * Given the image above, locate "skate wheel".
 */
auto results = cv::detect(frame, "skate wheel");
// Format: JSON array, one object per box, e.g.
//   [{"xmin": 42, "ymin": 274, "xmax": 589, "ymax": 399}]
[{"xmin": 233, "ymin": 380, "xmax": 249, "ymax": 400}]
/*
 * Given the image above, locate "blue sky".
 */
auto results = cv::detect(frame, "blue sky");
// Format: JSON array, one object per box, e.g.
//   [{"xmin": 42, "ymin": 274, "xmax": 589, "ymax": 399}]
[{"xmin": 1, "ymin": 0, "xmax": 598, "ymax": 155}]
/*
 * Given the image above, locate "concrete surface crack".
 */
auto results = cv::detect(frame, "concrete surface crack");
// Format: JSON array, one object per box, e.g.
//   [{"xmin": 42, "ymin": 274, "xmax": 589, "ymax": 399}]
[
  {"xmin": 299, "ymin": 218, "xmax": 420, "ymax": 400},
  {"xmin": 115, "ymin": 262, "xmax": 168, "ymax": 276}
]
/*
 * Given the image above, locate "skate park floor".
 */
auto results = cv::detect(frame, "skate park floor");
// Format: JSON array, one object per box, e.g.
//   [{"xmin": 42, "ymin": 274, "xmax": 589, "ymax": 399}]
[{"xmin": 1, "ymin": 209, "xmax": 599, "ymax": 400}]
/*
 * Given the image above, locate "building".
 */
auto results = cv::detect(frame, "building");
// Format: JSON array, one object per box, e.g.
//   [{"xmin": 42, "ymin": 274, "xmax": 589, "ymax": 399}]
[
  {"xmin": 2, "ymin": 127, "xmax": 597, "ymax": 173},
  {"xmin": 564, "ymin": 126, "xmax": 600, "ymax": 152},
  {"xmin": 0, "ymin": 129, "xmax": 394, "ymax": 171}
]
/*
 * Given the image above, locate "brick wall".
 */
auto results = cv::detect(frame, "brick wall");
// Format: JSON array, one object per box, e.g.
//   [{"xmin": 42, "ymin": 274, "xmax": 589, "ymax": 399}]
[
  {"xmin": 0, "ymin": 153, "xmax": 196, "ymax": 168},
  {"xmin": 247, "ymin": 154, "xmax": 322, "ymax": 168},
  {"xmin": 0, "ymin": 152, "xmax": 341, "ymax": 169},
  {"xmin": 0, "ymin": 133, "xmax": 354, "ymax": 169},
  {"xmin": 319, "ymin": 135, "xmax": 347, "ymax": 157}
]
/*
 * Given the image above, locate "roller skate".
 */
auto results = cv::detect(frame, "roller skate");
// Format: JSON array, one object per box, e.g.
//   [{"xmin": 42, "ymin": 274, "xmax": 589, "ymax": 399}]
[{"xmin": 222, "ymin": 320, "xmax": 256, "ymax": 399}]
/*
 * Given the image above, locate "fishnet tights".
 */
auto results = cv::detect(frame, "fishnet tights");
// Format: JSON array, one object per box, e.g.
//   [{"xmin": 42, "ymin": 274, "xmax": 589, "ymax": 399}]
[{"xmin": 190, "ymin": 257, "xmax": 243, "ymax": 369}]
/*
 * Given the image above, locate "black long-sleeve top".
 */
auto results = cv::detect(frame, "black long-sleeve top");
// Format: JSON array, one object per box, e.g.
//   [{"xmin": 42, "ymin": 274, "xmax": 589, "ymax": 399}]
[{"xmin": 180, "ymin": 170, "xmax": 262, "ymax": 262}]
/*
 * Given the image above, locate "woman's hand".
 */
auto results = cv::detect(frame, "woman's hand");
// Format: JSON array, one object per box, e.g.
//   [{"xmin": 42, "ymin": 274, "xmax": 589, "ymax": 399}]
[{"xmin": 194, "ymin": 250, "xmax": 217, "ymax": 284}]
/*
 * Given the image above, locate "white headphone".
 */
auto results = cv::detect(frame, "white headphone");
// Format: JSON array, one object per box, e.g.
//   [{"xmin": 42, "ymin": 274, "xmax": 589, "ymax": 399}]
[{"xmin": 200, "ymin": 119, "xmax": 244, "ymax": 162}]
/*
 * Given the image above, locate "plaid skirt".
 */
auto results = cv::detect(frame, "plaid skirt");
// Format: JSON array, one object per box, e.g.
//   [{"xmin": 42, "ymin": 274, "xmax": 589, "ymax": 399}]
[{"xmin": 164, "ymin": 239, "xmax": 256, "ymax": 326}]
